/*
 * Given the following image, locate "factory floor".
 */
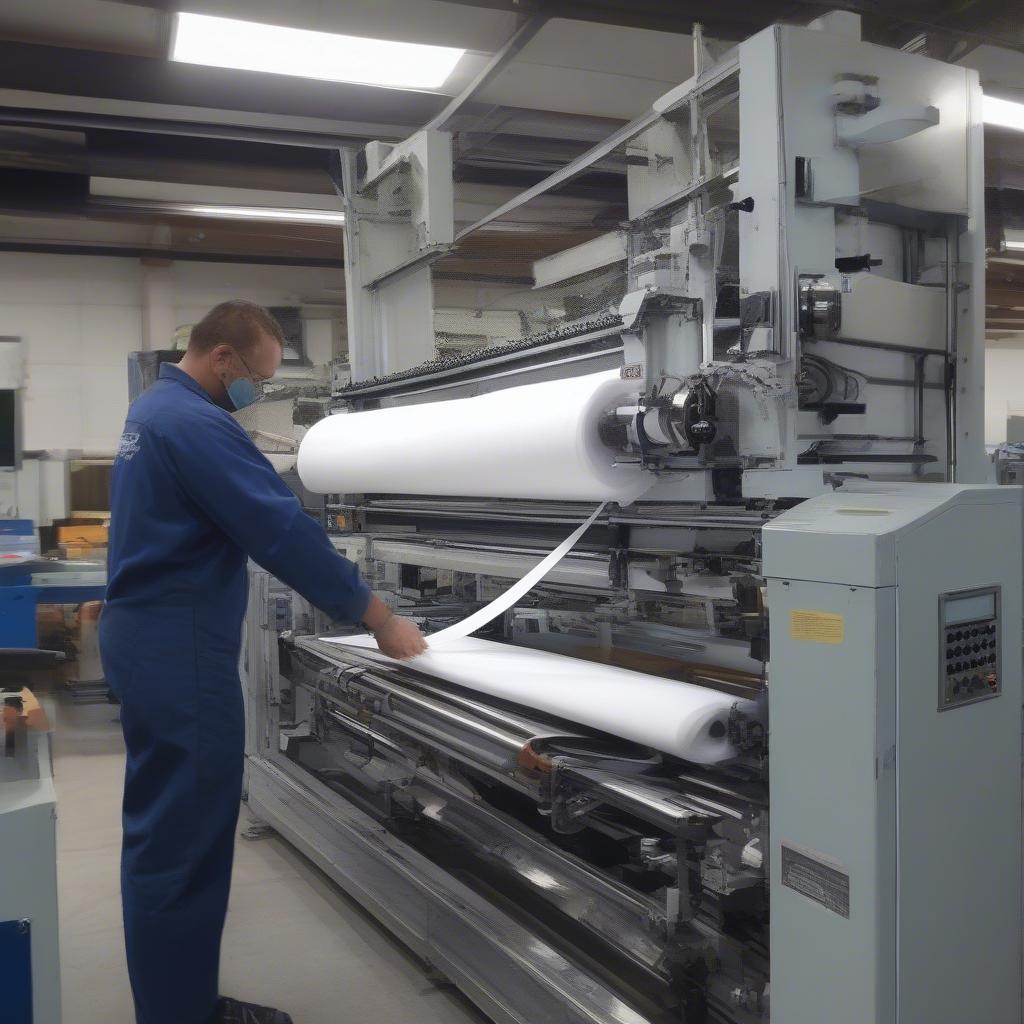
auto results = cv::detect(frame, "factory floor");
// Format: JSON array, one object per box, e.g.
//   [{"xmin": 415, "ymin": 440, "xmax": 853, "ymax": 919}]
[{"xmin": 52, "ymin": 695, "xmax": 488, "ymax": 1024}]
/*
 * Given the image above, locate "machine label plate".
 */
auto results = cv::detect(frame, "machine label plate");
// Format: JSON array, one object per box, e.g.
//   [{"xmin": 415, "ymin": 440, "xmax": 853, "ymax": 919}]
[
  {"xmin": 789, "ymin": 609, "xmax": 844, "ymax": 645},
  {"xmin": 781, "ymin": 843, "xmax": 850, "ymax": 918}
]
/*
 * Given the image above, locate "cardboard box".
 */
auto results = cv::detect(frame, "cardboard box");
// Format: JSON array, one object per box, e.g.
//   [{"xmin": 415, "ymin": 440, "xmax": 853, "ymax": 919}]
[
  {"xmin": 56, "ymin": 524, "xmax": 108, "ymax": 544},
  {"xmin": 59, "ymin": 544, "xmax": 107, "ymax": 562}
]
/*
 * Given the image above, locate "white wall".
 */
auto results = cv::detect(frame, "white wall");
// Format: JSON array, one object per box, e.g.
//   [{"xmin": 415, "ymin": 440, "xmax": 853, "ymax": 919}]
[
  {"xmin": 0, "ymin": 253, "xmax": 344, "ymax": 455},
  {"xmin": 985, "ymin": 337, "xmax": 1024, "ymax": 444},
  {"xmin": 0, "ymin": 254, "xmax": 142, "ymax": 453}
]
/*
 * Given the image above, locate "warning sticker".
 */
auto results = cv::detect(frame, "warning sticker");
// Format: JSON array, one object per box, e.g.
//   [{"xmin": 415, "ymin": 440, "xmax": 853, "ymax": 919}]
[
  {"xmin": 789, "ymin": 609, "xmax": 844, "ymax": 645},
  {"xmin": 781, "ymin": 842, "xmax": 850, "ymax": 918}
]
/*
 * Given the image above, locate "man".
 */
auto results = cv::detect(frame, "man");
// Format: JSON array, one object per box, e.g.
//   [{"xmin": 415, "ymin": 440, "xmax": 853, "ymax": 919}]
[{"xmin": 100, "ymin": 300, "xmax": 426, "ymax": 1024}]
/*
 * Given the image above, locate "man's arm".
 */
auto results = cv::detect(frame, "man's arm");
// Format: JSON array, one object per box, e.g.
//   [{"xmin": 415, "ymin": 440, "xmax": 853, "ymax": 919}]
[{"xmin": 158, "ymin": 412, "xmax": 426, "ymax": 659}]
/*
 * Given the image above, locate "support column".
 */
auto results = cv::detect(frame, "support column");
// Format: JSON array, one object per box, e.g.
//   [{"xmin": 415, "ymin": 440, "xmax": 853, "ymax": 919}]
[{"xmin": 140, "ymin": 258, "xmax": 176, "ymax": 352}]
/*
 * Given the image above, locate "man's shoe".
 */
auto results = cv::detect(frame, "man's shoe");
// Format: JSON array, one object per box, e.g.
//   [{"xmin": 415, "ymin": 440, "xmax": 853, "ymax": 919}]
[{"xmin": 215, "ymin": 996, "xmax": 294, "ymax": 1024}]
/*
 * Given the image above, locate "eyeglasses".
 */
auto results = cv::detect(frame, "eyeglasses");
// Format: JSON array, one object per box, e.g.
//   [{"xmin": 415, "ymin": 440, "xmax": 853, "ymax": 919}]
[{"xmin": 231, "ymin": 348, "xmax": 272, "ymax": 386}]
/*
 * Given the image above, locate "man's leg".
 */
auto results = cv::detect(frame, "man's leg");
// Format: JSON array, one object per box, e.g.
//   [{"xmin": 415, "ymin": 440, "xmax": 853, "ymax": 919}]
[{"xmin": 102, "ymin": 606, "xmax": 244, "ymax": 1024}]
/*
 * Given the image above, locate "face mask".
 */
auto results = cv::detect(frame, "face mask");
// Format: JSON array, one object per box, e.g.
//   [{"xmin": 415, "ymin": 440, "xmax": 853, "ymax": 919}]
[{"xmin": 225, "ymin": 375, "xmax": 261, "ymax": 411}]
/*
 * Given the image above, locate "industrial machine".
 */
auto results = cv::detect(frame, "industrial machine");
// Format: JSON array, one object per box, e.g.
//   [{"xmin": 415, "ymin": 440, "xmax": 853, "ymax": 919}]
[
  {"xmin": 244, "ymin": 14, "xmax": 1022, "ymax": 1024},
  {"xmin": 0, "ymin": 662, "xmax": 63, "ymax": 1024}
]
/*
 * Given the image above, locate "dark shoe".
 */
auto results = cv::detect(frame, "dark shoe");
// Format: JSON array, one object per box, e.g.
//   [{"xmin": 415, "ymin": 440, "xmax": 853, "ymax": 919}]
[{"xmin": 215, "ymin": 996, "xmax": 294, "ymax": 1024}]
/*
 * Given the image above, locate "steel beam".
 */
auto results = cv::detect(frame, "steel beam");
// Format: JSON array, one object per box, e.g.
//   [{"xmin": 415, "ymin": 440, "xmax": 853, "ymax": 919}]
[
  {"xmin": 424, "ymin": 13, "xmax": 550, "ymax": 131},
  {"xmin": 0, "ymin": 241, "xmax": 342, "ymax": 268}
]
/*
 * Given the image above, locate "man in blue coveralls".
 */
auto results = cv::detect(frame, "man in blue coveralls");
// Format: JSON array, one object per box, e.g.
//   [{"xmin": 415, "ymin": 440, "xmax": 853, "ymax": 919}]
[{"xmin": 101, "ymin": 300, "xmax": 427, "ymax": 1024}]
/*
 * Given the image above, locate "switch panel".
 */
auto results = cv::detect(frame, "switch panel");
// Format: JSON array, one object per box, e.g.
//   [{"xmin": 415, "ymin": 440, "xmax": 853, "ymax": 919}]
[{"xmin": 938, "ymin": 586, "xmax": 1001, "ymax": 711}]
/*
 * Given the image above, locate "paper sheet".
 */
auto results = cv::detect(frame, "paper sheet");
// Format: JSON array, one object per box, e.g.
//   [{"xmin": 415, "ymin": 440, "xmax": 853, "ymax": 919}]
[
  {"xmin": 297, "ymin": 370, "xmax": 651, "ymax": 502},
  {"xmin": 426, "ymin": 502, "xmax": 606, "ymax": 646},
  {"xmin": 325, "ymin": 635, "xmax": 755, "ymax": 766}
]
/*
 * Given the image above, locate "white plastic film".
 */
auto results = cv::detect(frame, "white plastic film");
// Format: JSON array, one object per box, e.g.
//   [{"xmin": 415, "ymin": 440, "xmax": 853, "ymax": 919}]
[{"xmin": 297, "ymin": 370, "xmax": 650, "ymax": 502}]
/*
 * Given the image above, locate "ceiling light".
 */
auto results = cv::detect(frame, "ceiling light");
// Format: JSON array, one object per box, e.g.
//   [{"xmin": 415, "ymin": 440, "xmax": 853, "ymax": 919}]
[
  {"xmin": 183, "ymin": 205, "xmax": 346, "ymax": 225},
  {"xmin": 983, "ymin": 94, "xmax": 1024, "ymax": 132},
  {"xmin": 170, "ymin": 12, "xmax": 465, "ymax": 90}
]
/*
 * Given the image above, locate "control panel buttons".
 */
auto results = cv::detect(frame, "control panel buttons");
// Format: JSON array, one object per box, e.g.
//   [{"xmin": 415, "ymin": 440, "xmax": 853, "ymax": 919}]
[{"xmin": 939, "ymin": 588, "xmax": 1001, "ymax": 711}]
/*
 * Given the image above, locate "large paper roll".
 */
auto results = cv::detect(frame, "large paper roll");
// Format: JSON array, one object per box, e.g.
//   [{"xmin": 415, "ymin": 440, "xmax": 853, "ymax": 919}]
[
  {"xmin": 297, "ymin": 370, "xmax": 650, "ymax": 501},
  {"xmin": 326, "ymin": 634, "xmax": 757, "ymax": 766}
]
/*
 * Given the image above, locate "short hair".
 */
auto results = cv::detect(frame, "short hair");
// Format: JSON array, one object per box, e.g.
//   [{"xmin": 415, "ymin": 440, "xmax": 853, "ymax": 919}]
[{"xmin": 187, "ymin": 300, "xmax": 284, "ymax": 355}]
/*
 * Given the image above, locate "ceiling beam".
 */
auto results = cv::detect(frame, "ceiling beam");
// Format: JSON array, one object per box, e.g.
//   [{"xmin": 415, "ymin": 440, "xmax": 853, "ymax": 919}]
[
  {"xmin": 0, "ymin": 240, "xmax": 342, "ymax": 267},
  {"xmin": 424, "ymin": 13, "xmax": 550, "ymax": 131},
  {"xmin": 0, "ymin": 105, "xmax": 380, "ymax": 151}
]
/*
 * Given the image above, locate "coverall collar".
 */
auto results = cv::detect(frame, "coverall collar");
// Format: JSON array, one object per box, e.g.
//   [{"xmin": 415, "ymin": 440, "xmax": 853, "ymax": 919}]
[{"xmin": 159, "ymin": 361, "xmax": 217, "ymax": 406}]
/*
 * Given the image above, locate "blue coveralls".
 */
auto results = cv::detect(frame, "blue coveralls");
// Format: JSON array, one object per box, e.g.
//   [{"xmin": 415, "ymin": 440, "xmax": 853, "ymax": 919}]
[{"xmin": 100, "ymin": 363, "xmax": 370, "ymax": 1024}]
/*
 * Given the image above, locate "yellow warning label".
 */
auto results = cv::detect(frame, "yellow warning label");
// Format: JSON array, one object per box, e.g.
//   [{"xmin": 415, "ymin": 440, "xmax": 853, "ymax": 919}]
[{"xmin": 789, "ymin": 610, "xmax": 845, "ymax": 645}]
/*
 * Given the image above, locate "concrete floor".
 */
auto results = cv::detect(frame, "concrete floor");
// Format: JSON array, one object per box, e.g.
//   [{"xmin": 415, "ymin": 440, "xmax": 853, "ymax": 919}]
[{"xmin": 52, "ymin": 695, "xmax": 488, "ymax": 1024}]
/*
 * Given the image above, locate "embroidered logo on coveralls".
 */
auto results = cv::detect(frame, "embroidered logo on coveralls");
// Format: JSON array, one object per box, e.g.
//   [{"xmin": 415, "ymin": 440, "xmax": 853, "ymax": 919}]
[{"xmin": 116, "ymin": 431, "xmax": 141, "ymax": 462}]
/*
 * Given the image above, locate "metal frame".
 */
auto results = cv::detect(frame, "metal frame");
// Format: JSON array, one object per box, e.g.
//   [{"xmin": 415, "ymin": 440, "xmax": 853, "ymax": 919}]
[
  {"xmin": 454, "ymin": 53, "xmax": 739, "ymax": 241},
  {"xmin": 245, "ymin": 756, "xmax": 653, "ymax": 1024}
]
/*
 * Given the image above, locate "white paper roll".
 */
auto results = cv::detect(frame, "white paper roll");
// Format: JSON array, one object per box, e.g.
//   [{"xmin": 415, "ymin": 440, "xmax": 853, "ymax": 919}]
[
  {"xmin": 325, "ymin": 635, "xmax": 756, "ymax": 766},
  {"xmin": 297, "ymin": 370, "xmax": 650, "ymax": 502}
]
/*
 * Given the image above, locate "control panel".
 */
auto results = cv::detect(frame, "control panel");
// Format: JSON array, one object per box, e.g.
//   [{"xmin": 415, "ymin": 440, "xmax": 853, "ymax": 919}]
[{"xmin": 938, "ymin": 586, "xmax": 1001, "ymax": 711}]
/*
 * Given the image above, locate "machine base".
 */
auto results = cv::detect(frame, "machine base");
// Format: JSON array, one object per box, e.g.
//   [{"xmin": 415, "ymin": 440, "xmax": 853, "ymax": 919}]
[{"xmin": 245, "ymin": 754, "xmax": 654, "ymax": 1024}]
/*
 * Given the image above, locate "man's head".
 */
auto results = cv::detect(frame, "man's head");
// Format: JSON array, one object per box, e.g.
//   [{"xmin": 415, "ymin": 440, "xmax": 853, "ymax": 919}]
[{"xmin": 183, "ymin": 300, "xmax": 284, "ymax": 410}]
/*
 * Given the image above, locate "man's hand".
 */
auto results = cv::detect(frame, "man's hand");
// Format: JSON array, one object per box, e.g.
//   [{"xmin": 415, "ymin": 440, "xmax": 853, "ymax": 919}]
[
  {"xmin": 362, "ymin": 594, "xmax": 428, "ymax": 660},
  {"xmin": 373, "ymin": 615, "xmax": 428, "ymax": 660}
]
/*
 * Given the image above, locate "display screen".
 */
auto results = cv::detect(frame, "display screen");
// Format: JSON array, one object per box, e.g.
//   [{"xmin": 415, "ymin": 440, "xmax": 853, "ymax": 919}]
[
  {"xmin": 0, "ymin": 389, "xmax": 16, "ymax": 469},
  {"xmin": 943, "ymin": 592, "xmax": 996, "ymax": 626}
]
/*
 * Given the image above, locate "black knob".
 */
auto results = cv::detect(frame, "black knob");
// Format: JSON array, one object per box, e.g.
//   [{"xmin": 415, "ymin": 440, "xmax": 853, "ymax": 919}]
[
  {"xmin": 728, "ymin": 195, "xmax": 755, "ymax": 213},
  {"xmin": 835, "ymin": 254, "xmax": 884, "ymax": 273},
  {"xmin": 688, "ymin": 418, "xmax": 717, "ymax": 445}
]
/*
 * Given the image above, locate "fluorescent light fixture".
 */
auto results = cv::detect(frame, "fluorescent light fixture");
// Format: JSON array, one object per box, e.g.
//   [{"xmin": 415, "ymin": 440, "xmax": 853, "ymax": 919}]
[
  {"xmin": 171, "ymin": 12, "xmax": 465, "ymax": 90},
  {"xmin": 183, "ymin": 205, "xmax": 345, "ymax": 225},
  {"xmin": 984, "ymin": 94, "xmax": 1024, "ymax": 132}
]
